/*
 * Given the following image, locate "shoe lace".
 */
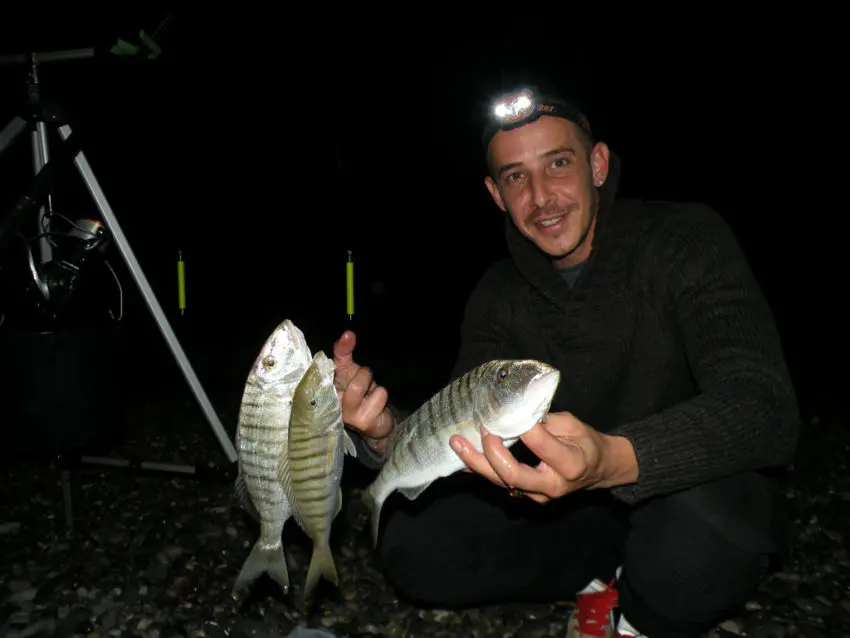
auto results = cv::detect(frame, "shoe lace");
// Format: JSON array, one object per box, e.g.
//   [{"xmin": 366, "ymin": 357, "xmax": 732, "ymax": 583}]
[{"xmin": 574, "ymin": 579, "xmax": 619, "ymax": 637}]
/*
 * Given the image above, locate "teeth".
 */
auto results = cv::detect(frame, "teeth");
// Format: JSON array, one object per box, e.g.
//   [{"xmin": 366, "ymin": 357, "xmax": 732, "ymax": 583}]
[{"xmin": 538, "ymin": 217, "xmax": 562, "ymax": 227}]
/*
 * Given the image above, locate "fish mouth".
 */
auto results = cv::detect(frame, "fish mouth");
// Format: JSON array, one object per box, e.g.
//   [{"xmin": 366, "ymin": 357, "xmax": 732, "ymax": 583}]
[
  {"xmin": 524, "ymin": 367, "xmax": 560, "ymax": 421},
  {"xmin": 312, "ymin": 351, "xmax": 335, "ymax": 377},
  {"xmin": 278, "ymin": 320, "xmax": 312, "ymax": 365},
  {"xmin": 282, "ymin": 320, "xmax": 308, "ymax": 351}
]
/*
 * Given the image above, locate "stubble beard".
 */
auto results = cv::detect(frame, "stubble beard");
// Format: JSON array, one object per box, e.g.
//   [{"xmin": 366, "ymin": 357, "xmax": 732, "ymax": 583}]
[
  {"xmin": 549, "ymin": 197, "xmax": 598, "ymax": 263},
  {"xmin": 508, "ymin": 194, "xmax": 598, "ymax": 263}
]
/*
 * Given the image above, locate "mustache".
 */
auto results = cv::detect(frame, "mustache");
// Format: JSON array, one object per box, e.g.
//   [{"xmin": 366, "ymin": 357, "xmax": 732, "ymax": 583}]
[{"xmin": 527, "ymin": 202, "xmax": 578, "ymax": 224}]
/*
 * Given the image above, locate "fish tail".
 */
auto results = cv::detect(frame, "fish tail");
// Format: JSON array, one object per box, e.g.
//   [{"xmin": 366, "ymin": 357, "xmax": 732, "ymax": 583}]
[
  {"xmin": 303, "ymin": 541, "xmax": 339, "ymax": 600},
  {"xmin": 231, "ymin": 539, "xmax": 290, "ymax": 601}
]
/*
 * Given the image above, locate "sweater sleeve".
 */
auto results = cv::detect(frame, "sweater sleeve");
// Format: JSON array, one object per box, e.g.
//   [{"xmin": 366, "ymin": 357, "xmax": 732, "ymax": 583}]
[
  {"xmin": 607, "ymin": 204, "xmax": 801, "ymax": 505},
  {"xmin": 347, "ymin": 402, "xmax": 409, "ymax": 470}
]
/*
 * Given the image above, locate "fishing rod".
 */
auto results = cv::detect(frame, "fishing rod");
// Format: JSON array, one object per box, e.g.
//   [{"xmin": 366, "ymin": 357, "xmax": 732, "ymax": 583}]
[{"xmin": 0, "ymin": 13, "xmax": 242, "ymax": 537}]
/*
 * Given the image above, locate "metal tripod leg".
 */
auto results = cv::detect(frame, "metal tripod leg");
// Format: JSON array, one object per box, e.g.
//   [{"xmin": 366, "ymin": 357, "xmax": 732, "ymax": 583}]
[
  {"xmin": 0, "ymin": 116, "xmax": 54, "ymax": 264},
  {"xmin": 54, "ymin": 124, "xmax": 237, "ymax": 465},
  {"xmin": 0, "ymin": 117, "xmax": 27, "ymax": 160},
  {"xmin": 31, "ymin": 121, "xmax": 53, "ymax": 264},
  {"xmin": 27, "ymin": 56, "xmax": 54, "ymax": 265}
]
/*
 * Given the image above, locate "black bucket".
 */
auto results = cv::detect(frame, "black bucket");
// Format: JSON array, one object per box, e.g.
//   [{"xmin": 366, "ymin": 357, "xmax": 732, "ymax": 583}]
[{"xmin": 0, "ymin": 321, "xmax": 126, "ymax": 459}]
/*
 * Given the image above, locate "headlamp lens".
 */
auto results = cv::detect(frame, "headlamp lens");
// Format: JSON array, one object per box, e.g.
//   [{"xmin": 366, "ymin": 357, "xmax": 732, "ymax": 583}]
[{"xmin": 493, "ymin": 89, "xmax": 534, "ymax": 124}]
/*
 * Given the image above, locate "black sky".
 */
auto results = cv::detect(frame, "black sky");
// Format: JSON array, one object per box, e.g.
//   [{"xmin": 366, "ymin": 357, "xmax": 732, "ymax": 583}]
[{"xmin": 0, "ymin": 13, "xmax": 843, "ymax": 406}]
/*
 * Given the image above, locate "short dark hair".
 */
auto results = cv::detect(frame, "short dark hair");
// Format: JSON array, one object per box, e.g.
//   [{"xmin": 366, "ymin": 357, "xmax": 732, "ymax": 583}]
[{"xmin": 540, "ymin": 96, "xmax": 596, "ymax": 157}]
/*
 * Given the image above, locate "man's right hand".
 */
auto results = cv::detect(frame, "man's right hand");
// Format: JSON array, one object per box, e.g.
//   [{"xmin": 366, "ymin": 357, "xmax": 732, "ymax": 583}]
[{"xmin": 332, "ymin": 330, "xmax": 395, "ymax": 454}]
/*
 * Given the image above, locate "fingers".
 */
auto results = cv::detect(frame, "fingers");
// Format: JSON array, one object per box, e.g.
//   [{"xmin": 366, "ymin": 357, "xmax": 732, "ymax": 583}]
[
  {"xmin": 340, "ymin": 367, "xmax": 375, "ymax": 416},
  {"xmin": 478, "ymin": 428, "xmax": 523, "ymax": 484},
  {"xmin": 450, "ymin": 433, "xmax": 555, "ymax": 502},
  {"xmin": 332, "ymin": 331, "xmax": 357, "ymax": 367},
  {"xmin": 340, "ymin": 367, "xmax": 389, "ymax": 436},
  {"xmin": 481, "ymin": 427, "xmax": 565, "ymax": 496},
  {"xmin": 358, "ymin": 386, "xmax": 390, "ymax": 435},
  {"xmin": 330, "ymin": 332, "xmax": 392, "ymax": 438},
  {"xmin": 521, "ymin": 422, "xmax": 587, "ymax": 482},
  {"xmin": 449, "ymin": 435, "xmax": 507, "ymax": 487},
  {"xmin": 332, "ymin": 331, "xmax": 359, "ymax": 393}
]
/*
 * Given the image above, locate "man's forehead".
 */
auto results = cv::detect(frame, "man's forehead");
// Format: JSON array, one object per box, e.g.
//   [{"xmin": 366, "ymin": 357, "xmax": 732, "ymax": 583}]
[{"xmin": 490, "ymin": 116, "xmax": 580, "ymax": 159}]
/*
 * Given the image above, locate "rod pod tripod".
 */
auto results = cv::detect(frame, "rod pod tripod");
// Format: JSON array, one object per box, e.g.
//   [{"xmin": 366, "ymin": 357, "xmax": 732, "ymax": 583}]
[{"xmin": 0, "ymin": 49, "xmax": 238, "ymax": 534}]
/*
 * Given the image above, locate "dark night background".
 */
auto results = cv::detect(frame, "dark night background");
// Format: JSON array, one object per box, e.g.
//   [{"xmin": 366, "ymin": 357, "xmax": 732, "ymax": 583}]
[
  {"xmin": 0, "ymin": 12, "xmax": 844, "ymax": 452},
  {"xmin": 2, "ymin": 11, "xmax": 850, "ymax": 637}
]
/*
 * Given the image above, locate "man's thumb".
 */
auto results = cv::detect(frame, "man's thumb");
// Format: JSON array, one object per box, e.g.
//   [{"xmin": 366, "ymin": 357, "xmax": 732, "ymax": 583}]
[{"xmin": 333, "ymin": 330, "xmax": 356, "ymax": 363}]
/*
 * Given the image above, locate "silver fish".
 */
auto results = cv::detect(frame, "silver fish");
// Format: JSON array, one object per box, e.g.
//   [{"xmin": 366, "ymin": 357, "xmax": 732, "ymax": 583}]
[
  {"xmin": 287, "ymin": 350, "xmax": 357, "ymax": 600},
  {"xmin": 362, "ymin": 359, "xmax": 560, "ymax": 547},
  {"xmin": 231, "ymin": 319, "xmax": 313, "ymax": 601}
]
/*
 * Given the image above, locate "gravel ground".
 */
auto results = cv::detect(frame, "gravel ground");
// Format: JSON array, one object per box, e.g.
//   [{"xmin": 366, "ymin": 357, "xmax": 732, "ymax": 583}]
[{"xmin": 1, "ymin": 382, "xmax": 849, "ymax": 638}]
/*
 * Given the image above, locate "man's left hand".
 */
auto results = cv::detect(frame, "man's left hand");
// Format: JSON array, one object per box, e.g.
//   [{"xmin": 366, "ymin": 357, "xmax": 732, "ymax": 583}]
[{"xmin": 449, "ymin": 411, "xmax": 636, "ymax": 503}]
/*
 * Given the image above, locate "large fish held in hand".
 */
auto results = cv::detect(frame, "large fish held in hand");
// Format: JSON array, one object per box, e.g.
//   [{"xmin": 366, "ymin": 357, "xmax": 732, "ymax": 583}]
[
  {"xmin": 287, "ymin": 350, "xmax": 357, "ymax": 600},
  {"xmin": 231, "ymin": 319, "xmax": 313, "ymax": 601},
  {"xmin": 362, "ymin": 359, "xmax": 560, "ymax": 547}
]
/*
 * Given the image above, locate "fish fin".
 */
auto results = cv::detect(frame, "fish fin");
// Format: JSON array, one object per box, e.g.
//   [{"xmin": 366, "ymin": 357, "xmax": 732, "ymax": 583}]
[
  {"xmin": 275, "ymin": 457, "xmax": 300, "ymax": 530},
  {"xmin": 398, "ymin": 482, "xmax": 433, "ymax": 501},
  {"xmin": 303, "ymin": 542, "xmax": 339, "ymax": 600},
  {"xmin": 334, "ymin": 487, "xmax": 343, "ymax": 520},
  {"xmin": 276, "ymin": 448, "xmax": 290, "ymax": 490},
  {"xmin": 232, "ymin": 539, "xmax": 290, "ymax": 601},
  {"xmin": 343, "ymin": 428, "xmax": 358, "ymax": 458},
  {"xmin": 233, "ymin": 471, "xmax": 260, "ymax": 522},
  {"xmin": 360, "ymin": 483, "xmax": 381, "ymax": 548}
]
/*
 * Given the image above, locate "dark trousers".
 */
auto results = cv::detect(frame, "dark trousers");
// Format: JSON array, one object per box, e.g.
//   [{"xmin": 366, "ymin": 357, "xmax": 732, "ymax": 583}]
[{"xmin": 376, "ymin": 470, "xmax": 788, "ymax": 638}]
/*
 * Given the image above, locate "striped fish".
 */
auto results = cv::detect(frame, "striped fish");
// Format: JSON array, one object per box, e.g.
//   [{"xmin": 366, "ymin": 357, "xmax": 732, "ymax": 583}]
[
  {"xmin": 287, "ymin": 350, "xmax": 357, "ymax": 600},
  {"xmin": 362, "ymin": 359, "xmax": 560, "ymax": 547},
  {"xmin": 231, "ymin": 319, "xmax": 313, "ymax": 601}
]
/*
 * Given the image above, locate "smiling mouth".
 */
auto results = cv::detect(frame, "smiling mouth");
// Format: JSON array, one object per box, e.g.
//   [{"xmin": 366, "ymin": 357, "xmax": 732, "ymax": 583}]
[
  {"xmin": 537, "ymin": 216, "xmax": 563, "ymax": 227},
  {"xmin": 533, "ymin": 212, "xmax": 570, "ymax": 232}
]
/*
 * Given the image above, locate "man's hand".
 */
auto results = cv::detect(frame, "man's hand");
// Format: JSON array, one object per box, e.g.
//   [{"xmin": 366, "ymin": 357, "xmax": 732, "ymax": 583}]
[
  {"xmin": 449, "ymin": 411, "xmax": 638, "ymax": 503},
  {"xmin": 332, "ymin": 331, "xmax": 395, "ymax": 454}
]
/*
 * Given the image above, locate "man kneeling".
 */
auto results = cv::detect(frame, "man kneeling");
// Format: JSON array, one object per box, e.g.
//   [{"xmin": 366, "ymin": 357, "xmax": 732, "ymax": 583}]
[{"xmin": 332, "ymin": 88, "xmax": 800, "ymax": 638}]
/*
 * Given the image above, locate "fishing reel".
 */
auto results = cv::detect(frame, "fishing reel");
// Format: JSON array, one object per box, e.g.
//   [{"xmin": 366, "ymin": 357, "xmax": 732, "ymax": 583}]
[
  {"xmin": 38, "ymin": 218, "xmax": 110, "ymax": 308},
  {"xmin": 0, "ymin": 216, "xmax": 113, "ymax": 327}
]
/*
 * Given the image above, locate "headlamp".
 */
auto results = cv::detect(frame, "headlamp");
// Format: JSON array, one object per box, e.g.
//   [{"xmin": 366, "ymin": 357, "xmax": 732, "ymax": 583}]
[
  {"xmin": 482, "ymin": 87, "xmax": 593, "ymax": 147},
  {"xmin": 493, "ymin": 89, "xmax": 535, "ymax": 124}
]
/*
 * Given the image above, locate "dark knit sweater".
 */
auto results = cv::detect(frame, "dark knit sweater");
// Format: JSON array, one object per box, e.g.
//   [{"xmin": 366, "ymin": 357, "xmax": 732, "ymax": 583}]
[{"xmin": 354, "ymin": 152, "xmax": 801, "ymax": 506}]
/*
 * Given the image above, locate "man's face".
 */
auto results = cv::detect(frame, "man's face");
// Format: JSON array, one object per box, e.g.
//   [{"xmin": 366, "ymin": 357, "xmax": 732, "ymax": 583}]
[{"xmin": 484, "ymin": 116, "xmax": 610, "ymax": 267}]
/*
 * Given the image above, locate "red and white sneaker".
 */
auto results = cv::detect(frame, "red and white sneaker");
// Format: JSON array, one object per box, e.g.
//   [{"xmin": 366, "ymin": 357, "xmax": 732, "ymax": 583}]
[{"xmin": 566, "ymin": 567, "xmax": 647, "ymax": 637}]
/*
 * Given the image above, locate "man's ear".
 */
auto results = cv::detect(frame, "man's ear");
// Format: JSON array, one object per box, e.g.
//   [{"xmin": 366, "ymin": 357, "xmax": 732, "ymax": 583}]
[
  {"xmin": 485, "ymin": 176, "xmax": 507, "ymax": 213},
  {"xmin": 590, "ymin": 141, "xmax": 611, "ymax": 187}
]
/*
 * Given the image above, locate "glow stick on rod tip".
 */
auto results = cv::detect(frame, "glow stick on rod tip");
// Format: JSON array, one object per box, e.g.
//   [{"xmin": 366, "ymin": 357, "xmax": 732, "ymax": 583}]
[{"xmin": 177, "ymin": 250, "xmax": 186, "ymax": 315}]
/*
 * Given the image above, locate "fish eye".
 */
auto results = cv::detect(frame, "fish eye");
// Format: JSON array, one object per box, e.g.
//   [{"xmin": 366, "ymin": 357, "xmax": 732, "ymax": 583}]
[
  {"xmin": 310, "ymin": 399, "xmax": 317, "ymax": 407},
  {"xmin": 263, "ymin": 356, "xmax": 276, "ymax": 369},
  {"xmin": 497, "ymin": 365, "xmax": 509, "ymax": 381}
]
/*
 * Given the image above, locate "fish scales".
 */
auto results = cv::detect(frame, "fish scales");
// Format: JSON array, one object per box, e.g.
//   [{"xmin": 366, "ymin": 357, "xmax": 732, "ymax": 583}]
[
  {"xmin": 238, "ymin": 390, "xmax": 289, "ymax": 510},
  {"xmin": 231, "ymin": 319, "xmax": 313, "ymax": 602},
  {"xmin": 286, "ymin": 351, "xmax": 357, "ymax": 601},
  {"xmin": 386, "ymin": 361, "xmax": 494, "ymax": 470},
  {"xmin": 363, "ymin": 359, "xmax": 560, "ymax": 547},
  {"xmin": 289, "ymin": 418, "xmax": 344, "ymax": 528}
]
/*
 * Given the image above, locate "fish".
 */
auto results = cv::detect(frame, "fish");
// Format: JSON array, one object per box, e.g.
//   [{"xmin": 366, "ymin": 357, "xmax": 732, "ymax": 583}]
[
  {"xmin": 287, "ymin": 350, "xmax": 357, "ymax": 600},
  {"xmin": 362, "ymin": 359, "xmax": 560, "ymax": 547},
  {"xmin": 231, "ymin": 319, "xmax": 313, "ymax": 601}
]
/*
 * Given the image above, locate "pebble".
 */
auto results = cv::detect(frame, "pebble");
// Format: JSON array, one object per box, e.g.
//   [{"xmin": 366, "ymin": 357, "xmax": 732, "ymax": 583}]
[{"xmin": 1, "ymin": 392, "xmax": 848, "ymax": 638}]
